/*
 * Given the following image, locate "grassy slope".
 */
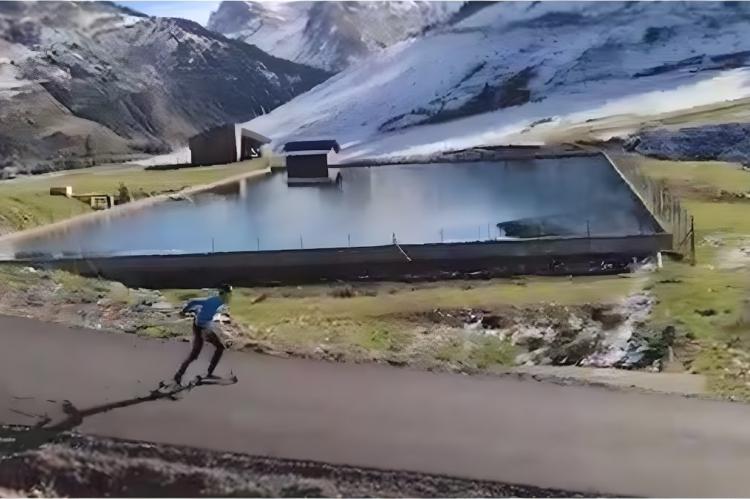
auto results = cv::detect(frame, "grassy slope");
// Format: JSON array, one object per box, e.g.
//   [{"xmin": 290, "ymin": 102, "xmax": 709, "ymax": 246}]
[
  {"xmin": 165, "ymin": 274, "xmax": 639, "ymax": 368},
  {"xmin": 0, "ymin": 160, "xmax": 266, "ymax": 234},
  {"xmin": 523, "ymin": 96, "xmax": 750, "ymax": 145},
  {"xmin": 632, "ymin": 157, "xmax": 750, "ymax": 397}
]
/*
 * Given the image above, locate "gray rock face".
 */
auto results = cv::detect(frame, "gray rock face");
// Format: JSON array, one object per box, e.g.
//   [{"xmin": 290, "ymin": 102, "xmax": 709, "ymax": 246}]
[
  {"xmin": 626, "ymin": 123, "xmax": 750, "ymax": 165},
  {"xmin": 0, "ymin": 1, "xmax": 330, "ymax": 167}
]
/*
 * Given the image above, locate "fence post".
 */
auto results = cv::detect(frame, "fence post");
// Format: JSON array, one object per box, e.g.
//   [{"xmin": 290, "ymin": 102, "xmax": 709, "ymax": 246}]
[
  {"xmin": 257, "ymin": 237, "xmax": 260, "ymax": 251},
  {"xmin": 300, "ymin": 235, "xmax": 304, "ymax": 249},
  {"xmin": 440, "ymin": 228, "xmax": 444, "ymax": 243},
  {"xmin": 690, "ymin": 216, "xmax": 696, "ymax": 266},
  {"xmin": 348, "ymin": 233, "xmax": 351, "ymax": 247},
  {"xmin": 586, "ymin": 220, "xmax": 591, "ymax": 237},
  {"xmin": 211, "ymin": 237, "xmax": 215, "ymax": 253}
]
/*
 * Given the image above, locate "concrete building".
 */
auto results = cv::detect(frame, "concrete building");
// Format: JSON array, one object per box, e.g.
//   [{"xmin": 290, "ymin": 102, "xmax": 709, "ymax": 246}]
[
  {"xmin": 189, "ymin": 124, "xmax": 271, "ymax": 166},
  {"xmin": 283, "ymin": 140, "xmax": 340, "ymax": 184}
]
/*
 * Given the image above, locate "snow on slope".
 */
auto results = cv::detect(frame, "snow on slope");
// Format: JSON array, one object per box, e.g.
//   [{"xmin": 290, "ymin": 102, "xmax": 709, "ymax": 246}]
[
  {"xmin": 245, "ymin": 1, "xmax": 750, "ymax": 161},
  {"xmin": 208, "ymin": 2, "xmax": 310, "ymax": 63},
  {"xmin": 207, "ymin": 1, "xmax": 462, "ymax": 71}
]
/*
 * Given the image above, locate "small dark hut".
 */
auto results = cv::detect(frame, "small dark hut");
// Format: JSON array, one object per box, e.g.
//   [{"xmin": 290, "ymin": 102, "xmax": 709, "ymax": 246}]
[
  {"xmin": 189, "ymin": 125, "xmax": 270, "ymax": 166},
  {"xmin": 283, "ymin": 140, "xmax": 340, "ymax": 182}
]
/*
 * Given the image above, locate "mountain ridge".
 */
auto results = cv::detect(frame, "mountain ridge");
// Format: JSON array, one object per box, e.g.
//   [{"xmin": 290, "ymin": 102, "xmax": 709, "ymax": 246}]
[{"xmin": 207, "ymin": 1, "xmax": 462, "ymax": 72}]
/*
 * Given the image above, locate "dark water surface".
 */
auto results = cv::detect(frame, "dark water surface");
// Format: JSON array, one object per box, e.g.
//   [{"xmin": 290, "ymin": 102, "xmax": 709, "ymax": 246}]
[{"xmin": 11, "ymin": 158, "xmax": 656, "ymax": 257}]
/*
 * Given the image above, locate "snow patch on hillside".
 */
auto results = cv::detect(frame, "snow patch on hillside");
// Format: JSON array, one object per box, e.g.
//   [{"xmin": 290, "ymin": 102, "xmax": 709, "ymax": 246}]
[{"xmin": 129, "ymin": 148, "xmax": 190, "ymax": 166}]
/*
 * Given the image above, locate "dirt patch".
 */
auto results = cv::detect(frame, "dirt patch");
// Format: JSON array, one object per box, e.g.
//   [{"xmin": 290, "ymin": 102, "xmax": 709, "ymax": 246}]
[{"xmin": 0, "ymin": 428, "xmax": 598, "ymax": 498}]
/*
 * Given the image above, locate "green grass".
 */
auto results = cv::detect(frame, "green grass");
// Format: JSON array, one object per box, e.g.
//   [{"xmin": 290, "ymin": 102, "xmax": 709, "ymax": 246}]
[
  {"xmin": 655, "ymin": 97, "xmax": 750, "ymax": 127},
  {"xmin": 163, "ymin": 276, "xmax": 632, "ymax": 367},
  {"xmin": 468, "ymin": 336, "xmax": 517, "ymax": 369},
  {"xmin": 0, "ymin": 263, "xmax": 33, "ymax": 290},
  {"xmin": 354, "ymin": 327, "xmax": 412, "ymax": 352},
  {"xmin": 50, "ymin": 269, "xmax": 117, "ymax": 303},
  {"xmin": 0, "ymin": 159, "xmax": 266, "ymax": 233},
  {"xmin": 631, "ymin": 155, "xmax": 750, "ymax": 398},
  {"xmin": 138, "ymin": 324, "xmax": 181, "ymax": 339},
  {"xmin": 162, "ymin": 275, "xmax": 635, "ymax": 354},
  {"xmin": 640, "ymin": 160, "xmax": 750, "ymax": 199},
  {"xmin": 435, "ymin": 335, "xmax": 517, "ymax": 369},
  {"xmin": 436, "ymin": 340, "xmax": 467, "ymax": 363},
  {"xmin": 222, "ymin": 275, "xmax": 636, "ymax": 328}
]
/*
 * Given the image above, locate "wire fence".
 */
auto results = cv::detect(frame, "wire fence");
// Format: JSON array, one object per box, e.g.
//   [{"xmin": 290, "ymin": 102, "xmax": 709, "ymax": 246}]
[
  {"xmin": 197, "ymin": 216, "xmax": 654, "ymax": 257},
  {"xmin": 604, "ymin": 152, "xmax": 695, "ymax": 262}
]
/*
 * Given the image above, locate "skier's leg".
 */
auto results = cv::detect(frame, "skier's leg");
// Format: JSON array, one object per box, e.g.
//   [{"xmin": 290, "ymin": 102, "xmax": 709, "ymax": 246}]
[
  {"xmin": 205, "ymin": 330, "xmax": 226, "ymax": 376},
  {"xmin": 174, "ymin": 325, "xmax": 204, "ymax": 383}
]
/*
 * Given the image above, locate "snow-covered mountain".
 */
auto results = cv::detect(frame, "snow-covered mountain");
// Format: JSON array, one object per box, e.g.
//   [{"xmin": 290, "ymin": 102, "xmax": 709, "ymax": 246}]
[
  {"xmin": 0, "ymin": 1, "xmax": 329, "ymax": 168},
  {"xmin": 245, "ymin": 1, "xmax": 750, "ymax": 161},
  {"xmin": 207, "ymin": 1, "xmax": 462, "ymax": 71}
]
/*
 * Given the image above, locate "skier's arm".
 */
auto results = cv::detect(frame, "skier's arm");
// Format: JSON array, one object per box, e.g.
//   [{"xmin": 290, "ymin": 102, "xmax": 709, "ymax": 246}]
[{"xmin": 181, "ymin": 299, "xmax": 203, "ymax": 316}]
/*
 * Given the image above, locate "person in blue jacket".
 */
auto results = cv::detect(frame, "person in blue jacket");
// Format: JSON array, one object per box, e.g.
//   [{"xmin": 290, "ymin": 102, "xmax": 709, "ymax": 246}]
[{"xmin": 173, "ymin": 284, "xmax": 233, "ymax": 384}]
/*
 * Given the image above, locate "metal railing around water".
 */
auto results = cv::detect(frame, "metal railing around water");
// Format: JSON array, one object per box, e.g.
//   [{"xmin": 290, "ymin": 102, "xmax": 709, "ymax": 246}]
[
  {"xmin": 198, "ymin": 218, "xmax": 656, "ymax": 256},
  {"xmin": 604, "ymin": 151, "xmax": 695, "ymax": 264}
]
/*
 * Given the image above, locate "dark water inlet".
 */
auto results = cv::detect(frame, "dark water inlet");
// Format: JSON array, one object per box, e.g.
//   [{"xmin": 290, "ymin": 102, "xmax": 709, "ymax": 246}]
[{"xmin": 9, "ymin": 157, "xmax": 660, "ymax": 258}]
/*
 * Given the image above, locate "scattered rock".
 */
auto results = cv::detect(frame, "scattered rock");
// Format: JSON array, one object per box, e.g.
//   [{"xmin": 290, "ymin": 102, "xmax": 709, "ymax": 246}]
[
  {"xmin": 243, "ymin": 340, "xmax": 270, "ymax": 354},
  {"xmin": 695, "ymin": 308, "xmax": 717, "ymax": 317},
  {"xmin": 279, "ymin": 478, "xmax": 340, "ymax": 498},
  {"xmin": 550, "ymin": 332, "xmax": 600, "ymax": 365},
  {"xmin": 628, "ymin": 123, "xmax": 750, "ymax": 164},
  {"xmin": 590, "ymin": 306, "xmax": 625, "ymax": 329},
  {"xmin": 481, "ymin": 313, "xmax": 512, "ymax": 329}
]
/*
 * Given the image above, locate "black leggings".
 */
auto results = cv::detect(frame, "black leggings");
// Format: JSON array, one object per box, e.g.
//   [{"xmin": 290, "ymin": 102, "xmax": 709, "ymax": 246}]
[{"xmin": 174, "ymin": 324, "xmax": 225, "ymax": 381}]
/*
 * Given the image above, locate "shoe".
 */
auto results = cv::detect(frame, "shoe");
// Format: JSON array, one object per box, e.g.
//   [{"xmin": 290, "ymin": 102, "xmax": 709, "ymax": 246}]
[
  {"xmin": 173, "ymin": 375, "xmax": 183, "ymax": 385},
  {"xmin": 203, "ymin": 373, "xmax": 221, "ymax": 380}
]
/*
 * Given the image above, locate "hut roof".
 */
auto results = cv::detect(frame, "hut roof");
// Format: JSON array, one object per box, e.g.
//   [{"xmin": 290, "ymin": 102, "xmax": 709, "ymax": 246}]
[
  {"xmin": 239, "ymin": 127, "xmax": 271, "ymax": 144},
  {"xmin": 283, "ymin": 140, "xmax": 340, "ymax": 154}
]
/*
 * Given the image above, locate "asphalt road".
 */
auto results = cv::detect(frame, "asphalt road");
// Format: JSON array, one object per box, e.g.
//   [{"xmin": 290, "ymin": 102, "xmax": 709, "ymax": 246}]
[{"xmin": 3, "ymin": 314, "xmax": 750, "ymax": 496}]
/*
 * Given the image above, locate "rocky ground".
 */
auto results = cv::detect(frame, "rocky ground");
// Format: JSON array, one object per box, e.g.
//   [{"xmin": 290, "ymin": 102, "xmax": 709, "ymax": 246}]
[
  {"xmin": 0, "ymin": 426, "xmax": 595, "ymax": 498},
  {"xmin": 625, "ymin": 122, "xmax": 750, "ymax": 168}
]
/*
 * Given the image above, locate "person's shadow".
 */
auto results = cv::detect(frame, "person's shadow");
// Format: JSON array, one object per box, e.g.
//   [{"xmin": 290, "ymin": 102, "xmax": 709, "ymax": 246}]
[{"xmin": 1, "ymin": 376, "xmax": 236, "ymax": 458}]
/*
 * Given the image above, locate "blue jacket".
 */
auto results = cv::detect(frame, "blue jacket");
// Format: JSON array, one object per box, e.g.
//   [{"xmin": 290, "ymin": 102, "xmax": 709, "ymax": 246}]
[{"xmin": 182, "ymin": 296, "xmax": 227, "ymax": 328}]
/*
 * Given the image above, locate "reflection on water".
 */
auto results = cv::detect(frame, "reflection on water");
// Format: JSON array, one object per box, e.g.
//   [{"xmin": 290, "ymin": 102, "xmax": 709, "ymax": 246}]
[{"xmin": 11, "ymin": 157, "xmax": 657, "ymax": 257}]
